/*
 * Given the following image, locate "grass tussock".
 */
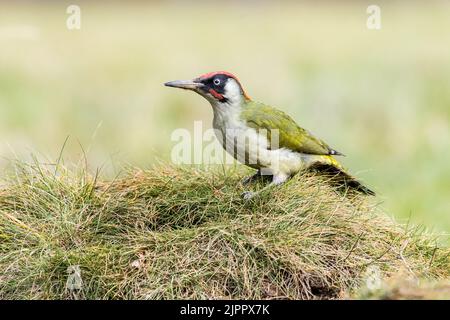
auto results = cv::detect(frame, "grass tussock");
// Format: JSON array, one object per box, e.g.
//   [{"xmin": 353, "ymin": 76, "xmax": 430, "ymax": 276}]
[{"xmin": 0, "ymin": 162, "xmax": 448, "ymax": 299}]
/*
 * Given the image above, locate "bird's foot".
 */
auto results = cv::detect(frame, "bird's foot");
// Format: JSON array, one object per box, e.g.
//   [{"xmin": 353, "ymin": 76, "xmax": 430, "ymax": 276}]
[
  {"xmin": 241, "ymin": 171, "xmax": 261, "ymax": 185},
  {"xmin": 241, "ymin": 171, "xmax": 272, "ymax": 185},
  {"xmin": 241, "ymin": 191, "xmax": 257, "ymax": 200},
  {"xmin": 241, "ymin": 174, "xmax": 289, "ymax": 201}
]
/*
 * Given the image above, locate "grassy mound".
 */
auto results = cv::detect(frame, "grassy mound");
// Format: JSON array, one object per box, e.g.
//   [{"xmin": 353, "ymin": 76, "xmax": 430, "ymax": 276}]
[{"xmin": 0, "ymin": 163, "xmax": 448, "ymax": 299}]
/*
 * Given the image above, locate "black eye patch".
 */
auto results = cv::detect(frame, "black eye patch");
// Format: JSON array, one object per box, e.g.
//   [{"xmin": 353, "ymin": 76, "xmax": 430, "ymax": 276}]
[{"xmin": 201, "ymin": 75, "xmax": 229, "ymax": 94}]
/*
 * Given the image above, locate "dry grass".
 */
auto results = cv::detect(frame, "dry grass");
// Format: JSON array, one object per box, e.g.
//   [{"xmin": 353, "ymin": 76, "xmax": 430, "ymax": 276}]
[
  {"xmin": 2, "ymin": 2, "xmax": 450, "ymax": 231},
  {"xmin": 0, "ymin": 162, "xmax": 448, "ymax": 299}
]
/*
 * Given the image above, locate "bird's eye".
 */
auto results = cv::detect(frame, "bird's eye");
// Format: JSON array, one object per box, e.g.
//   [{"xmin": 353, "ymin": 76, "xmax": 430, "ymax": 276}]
[{"xmin": 213, "ymin": 78, "xmax": 221, "ymax": 86}]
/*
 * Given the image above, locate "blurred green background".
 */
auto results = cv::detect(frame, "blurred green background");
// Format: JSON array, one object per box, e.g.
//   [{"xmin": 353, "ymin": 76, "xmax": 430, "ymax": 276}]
[{"xmin": 0, "ymin": 1, "xmax": 449, "ymax": 232}]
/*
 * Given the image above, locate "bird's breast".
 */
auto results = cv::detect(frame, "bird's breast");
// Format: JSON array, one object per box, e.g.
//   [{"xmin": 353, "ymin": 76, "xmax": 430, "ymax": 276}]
[
  {"xmin": 211, "ymin": 109, "xmax": 304, "ymax": 173},
  {"xmin": 212, "ymin": 120, "xmax": 305, "ymax": 175}
]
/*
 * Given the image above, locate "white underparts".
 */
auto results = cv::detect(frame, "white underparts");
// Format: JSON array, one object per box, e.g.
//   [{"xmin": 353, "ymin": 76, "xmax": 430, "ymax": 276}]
[{"xmin": 210, "ymin": 91, "xmax": 317, "ymax": 184}]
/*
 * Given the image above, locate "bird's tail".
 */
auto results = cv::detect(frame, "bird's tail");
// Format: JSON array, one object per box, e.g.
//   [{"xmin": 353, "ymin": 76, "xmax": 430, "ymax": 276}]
[{"xmin": 309, "ymin": 156, "xmax": 375, "ymax": 196}]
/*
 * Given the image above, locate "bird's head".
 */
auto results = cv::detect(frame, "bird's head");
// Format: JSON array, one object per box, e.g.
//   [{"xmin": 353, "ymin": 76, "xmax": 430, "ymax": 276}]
[{"xmin": 164, "ymin": 71, "xmax": 251, "ymax": 107}]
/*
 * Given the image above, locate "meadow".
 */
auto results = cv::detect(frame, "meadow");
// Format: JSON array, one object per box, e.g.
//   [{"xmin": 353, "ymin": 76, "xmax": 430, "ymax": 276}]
[
  {"xmin": 1, "ymin": 1, "xmax": 449, "ymax": 234},
  {"xmin": 1, "ymin": 164, "xmax": 448, "ymax": 299}
]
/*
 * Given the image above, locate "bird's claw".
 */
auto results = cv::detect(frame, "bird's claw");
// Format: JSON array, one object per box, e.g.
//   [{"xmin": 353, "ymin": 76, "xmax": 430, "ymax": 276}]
[
  {"xmin": 241, "ymin": 171, "xmax": 273, "ymax": 185},
  {"xmin": 241, "ymin": 173, "xmax": 259, "ymax": 185},
  {"xmin": 241, "ymin": 191, "xmax": 256, "ymax": 200}
]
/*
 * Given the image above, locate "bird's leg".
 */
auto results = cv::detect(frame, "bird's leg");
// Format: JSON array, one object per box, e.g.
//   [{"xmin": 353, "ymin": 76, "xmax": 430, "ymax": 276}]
[
  {"xmin": 242, "ymin": 173, "xmax": 289, "ymax": 200},
  {"xmin": 241, "ymin": 170, "xmax": 261, "ymax": 185},
  {"xmin": 241, "ymin": 170, "xmax": 272, "ymax": 185}
]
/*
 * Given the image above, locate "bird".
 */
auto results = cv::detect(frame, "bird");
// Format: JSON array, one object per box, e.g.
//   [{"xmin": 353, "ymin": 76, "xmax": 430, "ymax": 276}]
[{"xmin": 165, "ymin": 71, "xmax": 374, "ymax": 199}]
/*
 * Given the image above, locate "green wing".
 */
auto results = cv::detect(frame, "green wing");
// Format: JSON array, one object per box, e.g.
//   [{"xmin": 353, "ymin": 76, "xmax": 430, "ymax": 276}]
[{"xmin": 240, "ymin": 101, "xmax": 342, "ymax": 156}]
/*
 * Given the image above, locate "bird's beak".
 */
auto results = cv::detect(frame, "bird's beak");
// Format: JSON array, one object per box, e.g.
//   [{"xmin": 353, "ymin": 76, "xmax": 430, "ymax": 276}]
[{"xmin": 164, "ymin": 79, "xmax": 203, "ymax": 91}]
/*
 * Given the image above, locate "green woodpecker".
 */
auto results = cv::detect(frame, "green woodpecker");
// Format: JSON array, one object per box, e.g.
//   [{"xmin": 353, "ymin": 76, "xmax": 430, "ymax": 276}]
[{"xmin": 165, "ymin": 71, "xmax": 374, "ymax": 198}]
